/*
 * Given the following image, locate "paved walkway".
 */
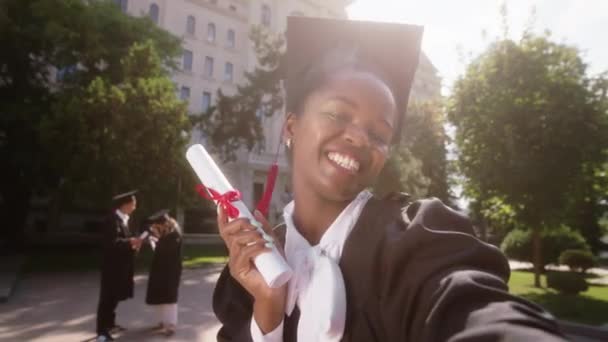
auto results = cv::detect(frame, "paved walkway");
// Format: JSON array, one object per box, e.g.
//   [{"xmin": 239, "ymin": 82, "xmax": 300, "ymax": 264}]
[
  {"xmin": 1, "ymin": 262, "xmax": 606, "ymax": 341},
  {"xmin": 509, "ymin": 260, "xmax": 608, "ymax": 285},
  {"xmin": 0, "ymin": 255, "xmax": 24, "ymax": 303},
  {"xmin": 0, "ymin": 266, "xmax": 223, "ymax": 341}
]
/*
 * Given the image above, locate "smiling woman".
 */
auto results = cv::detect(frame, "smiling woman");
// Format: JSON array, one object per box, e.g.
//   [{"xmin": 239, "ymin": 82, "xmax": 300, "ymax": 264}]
[{"xmin": 211, "ymin": 17, "xmax": 568, "ymax": 342}]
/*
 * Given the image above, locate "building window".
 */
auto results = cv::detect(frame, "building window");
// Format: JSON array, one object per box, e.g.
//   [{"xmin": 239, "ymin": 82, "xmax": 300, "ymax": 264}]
[
  {"xmin": 149, "ymin": 3, "xmax": 159, "ymax": 24},
  {"xmin": 114, "ymin": 0, "xmax": 128, "ymax": 12},
  {"xmin": 202, "ymin": 91, "xmax": 212, "ymax": 112},
  {"xmin": 229, "ymin": 4, "xmax": 237, "ymax": 12},
  {"xmin": 186, "ymin": 15, "xmax": 196, "ymax": 35},
  {"xmin": 207, "ymin": 23, "xmax": 216, "ymax": 42},
  {"xmin": 261, "ymin": 4, "xmax": 271, "ymax": 27},
  {"xmin": 204, "ymin": 56, "xmax": 214, "ymax": 77},
  {"xmin": 224, "ymin": 62, "xmax": 233, "ymax": 82},
  {"xmin": 182, "ymin": 50, "xmax": 193, "ymax": 71},
  {"xmin": 180, "ymin": 86, "xmax": 191, "ymax": 100},
  {"xmin": 227, "ymin": 29, "xmax": 235, "ymax": 48}
]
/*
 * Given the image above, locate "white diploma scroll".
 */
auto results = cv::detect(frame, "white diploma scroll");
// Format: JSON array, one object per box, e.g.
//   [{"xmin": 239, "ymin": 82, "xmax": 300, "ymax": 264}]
[{"xmin": 186, "ymin": 144, "xmax": 293, "ymax": 288}]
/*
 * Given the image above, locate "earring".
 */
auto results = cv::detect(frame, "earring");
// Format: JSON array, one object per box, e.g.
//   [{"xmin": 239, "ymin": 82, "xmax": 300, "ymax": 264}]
[{"xmin": 286, "ymin": 138, "xmax": 292, "ymax": 149}]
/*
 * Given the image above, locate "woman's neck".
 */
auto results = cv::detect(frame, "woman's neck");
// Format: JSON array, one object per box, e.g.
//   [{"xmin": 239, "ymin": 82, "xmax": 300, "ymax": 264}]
[{"xmin": 291, "ymin": 186, "xmax": 352, "ymax": 245}]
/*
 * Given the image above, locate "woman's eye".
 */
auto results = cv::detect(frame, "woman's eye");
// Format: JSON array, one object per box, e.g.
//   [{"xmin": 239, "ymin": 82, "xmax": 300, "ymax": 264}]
[
  {"xmin": 370, "ymin": 131, "xmax": 389, "ymax": 146},
  {"xmin": 323, "ymin": 111, "xmax": 349, "ymax": 123}
]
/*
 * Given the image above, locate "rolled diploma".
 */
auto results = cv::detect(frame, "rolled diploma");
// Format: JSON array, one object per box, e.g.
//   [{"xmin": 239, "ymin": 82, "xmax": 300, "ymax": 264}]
[{"xmin": 186, "ymin": 144, "xmax": 293, "ymax": 288}]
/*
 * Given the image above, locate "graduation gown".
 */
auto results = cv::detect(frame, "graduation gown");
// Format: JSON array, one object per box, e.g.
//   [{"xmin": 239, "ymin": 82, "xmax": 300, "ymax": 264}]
[
  {"xmin": 146, "ymin": 230, "xmax": 183, "ymax": 305},
  {"xmin": 100, "ymin": 212, "xmax": 135, "ymax": 301},
  {"xmin": 213, "ymin": 196, "xmax": 567, "ymax": 341}
]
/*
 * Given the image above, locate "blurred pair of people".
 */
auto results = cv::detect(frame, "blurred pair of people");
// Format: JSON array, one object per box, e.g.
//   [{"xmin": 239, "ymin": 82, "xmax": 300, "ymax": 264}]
[{"xmin": 95, "ymin": 191, "xmax": 182, "ymax": 341}]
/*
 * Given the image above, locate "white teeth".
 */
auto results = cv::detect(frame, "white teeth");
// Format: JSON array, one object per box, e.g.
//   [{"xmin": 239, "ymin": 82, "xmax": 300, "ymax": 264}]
[{"xmin": 327, "ymin": 152, "xmax": 360, "ymax": 172}]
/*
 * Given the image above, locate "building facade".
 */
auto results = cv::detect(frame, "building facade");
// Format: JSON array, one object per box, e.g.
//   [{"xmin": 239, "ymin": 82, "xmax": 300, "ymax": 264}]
[{"xmin": 118, "ymin": 0, "xmax": 441, "ymax": 229}]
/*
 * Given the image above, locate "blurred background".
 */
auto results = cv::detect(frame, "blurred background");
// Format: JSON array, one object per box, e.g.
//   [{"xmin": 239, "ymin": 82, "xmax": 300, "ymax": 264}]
[{"xmin": 0, "ymin": 0, "xmax": 607, "ymax": 340}]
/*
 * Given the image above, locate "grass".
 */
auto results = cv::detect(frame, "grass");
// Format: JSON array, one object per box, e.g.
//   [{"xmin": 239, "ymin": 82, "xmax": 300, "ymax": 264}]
[
  {"xmin": 509, "ymin": 270, "xmax": 608, "ymax": 326},
  {"xmin": 23, "ymin": 243, "xmax": 228, "ymax": 274}
]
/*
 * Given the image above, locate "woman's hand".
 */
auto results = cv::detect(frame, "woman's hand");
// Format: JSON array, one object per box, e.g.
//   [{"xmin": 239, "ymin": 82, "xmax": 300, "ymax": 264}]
[{"xmin": 217, "ymin": 207, "xmax": 286, "ymax": 333}]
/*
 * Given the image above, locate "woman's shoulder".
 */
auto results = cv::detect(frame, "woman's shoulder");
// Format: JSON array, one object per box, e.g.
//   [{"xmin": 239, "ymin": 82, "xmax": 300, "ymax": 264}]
[
  {"xmin": 365, "ymin": 193, "xmax": 475, "ymax": 236},
  {"xmin": 353, "ymin": 193, "xmax": 509, "ymax": 281}
]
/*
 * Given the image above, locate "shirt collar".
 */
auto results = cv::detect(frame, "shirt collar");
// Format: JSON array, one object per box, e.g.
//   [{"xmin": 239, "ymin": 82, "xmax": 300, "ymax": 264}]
[
  {"xmin": 281, "ymin": 190, "xmax": 373, "ymax": 319},
  {"xmin": 115, "ymin": 209, "xmax": 130, "ymax": 225},
  {"xmin": 282, "ymin": 190, "xmax": 373, "ymax": 262}
]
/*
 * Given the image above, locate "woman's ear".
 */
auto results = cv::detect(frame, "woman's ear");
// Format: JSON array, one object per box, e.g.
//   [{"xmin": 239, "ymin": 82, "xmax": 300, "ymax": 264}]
[{"xmin": 283, "ymin": 112, "xmax": 297, "ymax": 143}]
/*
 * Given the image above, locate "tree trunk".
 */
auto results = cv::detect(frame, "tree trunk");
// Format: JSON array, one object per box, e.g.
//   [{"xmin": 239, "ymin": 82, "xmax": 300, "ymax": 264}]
[
  {"xmin": 1, "ymin": 185, "xmax": 31, "ymax": 254},
  {"xmin": 532, "ymin": 226, "xmax": 543, "ymax": 287},
  {"xmin": 46, "ymin": 182, "xmax": 66, "ymax": 234},
  {"xmin": 479, "ymin": 216, "xmax": 488, "ymax": 242}
]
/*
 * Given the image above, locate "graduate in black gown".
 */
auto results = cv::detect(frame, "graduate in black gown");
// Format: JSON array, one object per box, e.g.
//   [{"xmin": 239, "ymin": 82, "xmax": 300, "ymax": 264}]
[
  {"xmin": 145, "ymin": 209, "xmax": 183, "ymax": 337},
  {"xmin": 96, "ymin": 190, "xmax": 143, "ymax": 342},
  {"xmin": 212, "ymin": 17, "xmax": 567, "ymax": 341}
]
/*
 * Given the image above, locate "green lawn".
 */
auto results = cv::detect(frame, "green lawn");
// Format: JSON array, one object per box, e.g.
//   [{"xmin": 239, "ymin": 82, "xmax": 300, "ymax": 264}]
[
  {"xmin": 509, "ymin": 270, "xmax": 608, "ymax": 325},
  {"xmin": 23, "ymin": 244, "xmax": 228, "ymax": 273}
]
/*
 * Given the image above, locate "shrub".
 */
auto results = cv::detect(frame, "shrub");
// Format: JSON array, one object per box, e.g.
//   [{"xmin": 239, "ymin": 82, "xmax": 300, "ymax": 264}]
[
  {"xmin": 501, "ymin": 226, "xmax": 590, "ymax": 267},
  {"xmin": 546, "ymin": 272, "xmax": 588, "ymax": 295},
  {"xmin": 559, "ymin": 249, "xmax": 595, "ymax": 273}
]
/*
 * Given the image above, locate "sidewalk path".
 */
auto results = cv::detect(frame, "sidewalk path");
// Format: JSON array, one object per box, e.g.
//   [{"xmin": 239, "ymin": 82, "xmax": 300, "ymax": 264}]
[{"xmin": 0, "ymin": 266, "xmax": 223, "ymax": 341}]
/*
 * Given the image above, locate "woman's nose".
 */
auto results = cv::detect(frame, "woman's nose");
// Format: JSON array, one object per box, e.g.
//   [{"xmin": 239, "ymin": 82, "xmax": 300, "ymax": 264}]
[{"xmin": 343, "ymin": 124, "xmax": 369, "ymax": 146}]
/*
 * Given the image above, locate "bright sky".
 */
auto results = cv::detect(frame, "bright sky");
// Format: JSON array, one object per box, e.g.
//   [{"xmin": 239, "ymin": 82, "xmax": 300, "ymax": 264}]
[{"xmin": 348, "ymin": 0, "xmax": 608, "ymax": 95}]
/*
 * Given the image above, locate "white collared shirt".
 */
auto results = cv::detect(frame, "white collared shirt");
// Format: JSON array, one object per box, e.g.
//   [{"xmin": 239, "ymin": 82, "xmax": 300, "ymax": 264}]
[
  {"xmin": 115, "ymin": 209, "xmax": 130, "ymax": 226},
  {"xmin": 250, "ymin": 190, "xmax": 373, "ymax": 341}
]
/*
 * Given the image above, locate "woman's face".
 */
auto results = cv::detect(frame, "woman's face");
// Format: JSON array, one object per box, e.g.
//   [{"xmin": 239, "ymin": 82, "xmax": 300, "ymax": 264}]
[{"xmin": 287, "ymin": 69, "xmax": 397, "ymax": 201}]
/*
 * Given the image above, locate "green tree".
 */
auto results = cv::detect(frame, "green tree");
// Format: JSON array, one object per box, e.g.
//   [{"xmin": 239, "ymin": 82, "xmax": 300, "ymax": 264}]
[
  {"xmin": 501, "ymin": 226, "xmax": 591, "ymax": 268},
  {"xmin": 0, "ymin": 0, "xmax": 182, "ymax": 249},
  {"xmin": 193, "ymin": 26, "xmax": 285, "ymax": 162},
  {"xmin": 404, "ymin": 101, "xmax": 453, "ymax": 203},
  {"xmin": 41, "ymin": 40, "xmax": 192, "ymax": 218},
  {"xmin": 448, "ymin": 32, "xmax": 608, "ymax": 286},
  {"xmin": 374, "ymin": 143, "xmax": 430, "ymax": 199},
  {"xmin": 374, "ymin": 101, "xmax": 452, "ymax": 203}
]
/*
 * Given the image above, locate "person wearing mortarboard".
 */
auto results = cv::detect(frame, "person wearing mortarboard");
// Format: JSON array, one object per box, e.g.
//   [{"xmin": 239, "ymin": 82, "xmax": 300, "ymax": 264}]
[
  {"xmin": 96, "ymin": 190, "xmax": 142, "ymax": 342},
  {"xmin": 211, "ymin": 17, "xmax": 567, "ymax": 341},
  {"xmin": 143, "ymin": 209, "xmax": 183, "ymax": 337}
]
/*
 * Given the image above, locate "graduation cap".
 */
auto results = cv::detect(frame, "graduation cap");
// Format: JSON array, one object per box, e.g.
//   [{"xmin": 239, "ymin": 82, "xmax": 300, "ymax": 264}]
[
  {"xmin": 112, "ymin": 190, "xmax": 138, "ymax": 207},
  {"xmin": 147, "ymin": 209, "xmax": 170, "ymax": 224},
  {"xmin": 286, "ymin": 17, "xmax": 424, "ymax": 139}
]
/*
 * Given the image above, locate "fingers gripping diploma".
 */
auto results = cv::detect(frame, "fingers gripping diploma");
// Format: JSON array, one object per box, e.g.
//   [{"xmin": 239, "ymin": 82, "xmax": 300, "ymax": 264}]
[
  {"xmin": 218, "ymin": 207, "xmax": 287, "ymax": 333},
  {"xmin": 217, "ymin": 207, "xmax": 286, "ymax": 301}
]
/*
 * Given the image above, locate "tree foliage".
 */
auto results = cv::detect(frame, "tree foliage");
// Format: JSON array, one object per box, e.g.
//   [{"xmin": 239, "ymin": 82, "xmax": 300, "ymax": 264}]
[
  {"xmin": 501, "ymin": 226, "xmax": 590, "ymax": 268},
  {"xmin": 0, "ymin": 0, "xmax": 184, "ymax": 248},
  {"xmin": 449, "ymin": 32, "xmax": 608, "ymax": 285},
  {"xmin": 193, "ymin": 26, "xmax": 285, "ymax": 162},
  {"xmin": 42, "ymin": 40, "xmax": 192, "ymax": 214},
  {"xmin": 374, "ymin": 101, "xmax": 452, "ymax": 203}
]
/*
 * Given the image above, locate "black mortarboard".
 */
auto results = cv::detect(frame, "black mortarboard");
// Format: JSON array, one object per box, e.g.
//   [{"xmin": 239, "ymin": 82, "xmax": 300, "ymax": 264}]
[
  {"xmin": 112, "ymin": 190, "xmax": 138, "ymax": 206},
  {"xmin": 147, "ymin": 209, "xmax": 170, "ymax": 224},
  {"xmin": 286, "ymin": 17, "xmax": 423, "ymax": 138}
]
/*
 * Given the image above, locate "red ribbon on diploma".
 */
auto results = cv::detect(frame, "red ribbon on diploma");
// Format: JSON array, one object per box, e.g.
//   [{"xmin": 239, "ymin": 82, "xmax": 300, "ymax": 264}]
[{"xmin": 196, "ymin": 184, "xmax": 241, "ymax": 218}]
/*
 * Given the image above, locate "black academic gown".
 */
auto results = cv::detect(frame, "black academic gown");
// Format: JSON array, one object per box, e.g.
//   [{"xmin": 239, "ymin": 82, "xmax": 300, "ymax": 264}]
[
  {"xmin": 100, "ymin": 212, "xmax": 135, "ymax": 301},
  {"xmin": 146, "ymin": 230, "xmax": 183, "ymax": 305},
  {"xmin": 213, "ymin": 196, "xmax": 567, "ymax": 341}
]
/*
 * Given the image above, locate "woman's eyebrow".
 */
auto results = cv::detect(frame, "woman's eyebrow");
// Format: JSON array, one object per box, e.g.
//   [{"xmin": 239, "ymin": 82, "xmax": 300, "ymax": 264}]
[
  {"xmin": 326, "ymin": 95, "xmax": 394, "ymax": 129},
  {"xmin": 327, "ymin": 96, "xmax": 358, "ymax": 109}
]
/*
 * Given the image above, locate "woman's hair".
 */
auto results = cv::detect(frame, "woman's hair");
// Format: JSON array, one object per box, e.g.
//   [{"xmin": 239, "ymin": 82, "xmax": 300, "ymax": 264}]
[
  {"xmin": 153, "ymin": 217, "xmax": 181, "ymax": 236},
  {"xmin": 286, "ymin": 44, "xmax": 405, "ymax": 142}
]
